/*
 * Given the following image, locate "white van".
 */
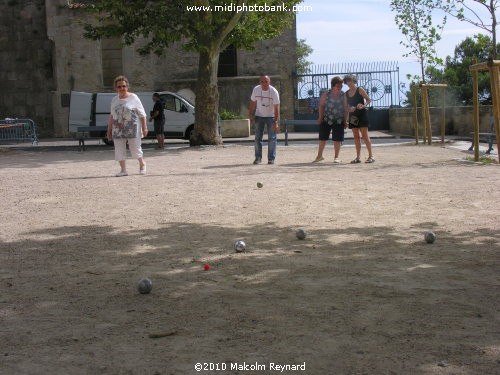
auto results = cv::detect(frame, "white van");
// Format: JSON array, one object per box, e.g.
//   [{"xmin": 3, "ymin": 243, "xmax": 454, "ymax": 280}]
[{"xmin": 69, "ymin": 91, "xmax": 195, "ymax": 143}]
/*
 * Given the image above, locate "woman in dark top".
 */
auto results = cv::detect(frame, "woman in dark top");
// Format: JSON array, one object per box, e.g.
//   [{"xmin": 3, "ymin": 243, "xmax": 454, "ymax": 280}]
[{"xmin": 343, "ymin": 74, "xmax": 374, "ymax": 163}]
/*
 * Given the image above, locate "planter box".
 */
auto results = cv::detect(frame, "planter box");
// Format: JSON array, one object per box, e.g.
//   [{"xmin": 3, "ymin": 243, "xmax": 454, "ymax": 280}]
[{"xmin": 220, "ymin": 119, "xmax": 250, "ymax": 138}]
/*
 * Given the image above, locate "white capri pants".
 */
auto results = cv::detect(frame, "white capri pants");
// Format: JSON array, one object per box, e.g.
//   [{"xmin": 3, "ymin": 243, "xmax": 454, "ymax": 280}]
[{"xmin": 113, "ymin": 137, "xmax": 143, "ymax": 161}]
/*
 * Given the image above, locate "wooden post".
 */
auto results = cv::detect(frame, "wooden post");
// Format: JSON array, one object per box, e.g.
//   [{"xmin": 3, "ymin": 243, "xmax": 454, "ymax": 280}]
[
  {"xmin": 426, "ymin": 88, "xmax": 433, "ymax": 145},
  {"xmin": 490, "ymin": 64, "xmax": 500, "ymax": 163},
  {"xmin": 441, "ymin": 87, "xmax": 446, "ymax": 143},
  {"xmin": 470, "ymin": 60, "xmax": 500, "ymax": 163},
  {"xmin": 416, "ymin": 84, "xmax": 448, "ymax": 146},
  {"xmin": 412, "ymin": 85, "xmax": 419, "ymax": 144},
  {"xmin": 421, "ymin": 86, "xmax": 432, "ymax": 145},
  {"xmin": 471, "ymin": 69, "xmax": 480, "ymax": 161},
  {"xmin": 420, "ymin": 85, "xmax": 427, "ymax": 144}
]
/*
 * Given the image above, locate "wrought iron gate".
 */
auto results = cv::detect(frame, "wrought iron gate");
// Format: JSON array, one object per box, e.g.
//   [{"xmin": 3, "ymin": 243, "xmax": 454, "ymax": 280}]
[{"xmin": 294, "ymin": 61, "xmax": 401, "ymax": 130}]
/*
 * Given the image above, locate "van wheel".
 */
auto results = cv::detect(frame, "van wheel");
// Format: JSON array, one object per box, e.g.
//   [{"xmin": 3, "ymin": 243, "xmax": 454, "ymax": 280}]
[
  {"xmin": 103, "ymin": 138, "xmax": 114, "ymax": 146},
  {"xmin": 184, "ymin": 125, "xmax": 194, "ymax": 140}
]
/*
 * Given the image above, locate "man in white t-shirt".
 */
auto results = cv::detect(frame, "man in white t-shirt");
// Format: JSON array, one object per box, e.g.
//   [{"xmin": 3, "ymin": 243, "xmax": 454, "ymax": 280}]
[{"xmin": 249, "ymin": 75, "xmax": 280, "ymax": 164}]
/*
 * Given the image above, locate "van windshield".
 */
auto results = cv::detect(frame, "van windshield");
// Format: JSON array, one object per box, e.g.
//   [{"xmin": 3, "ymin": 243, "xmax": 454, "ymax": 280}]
[
  {"xmin": 160, "ymin": 94, "xmax": 194, "ymax": 112},
  {"xmin": 177, "ymin": 94, "xmax": 194, "ymax": 107}
]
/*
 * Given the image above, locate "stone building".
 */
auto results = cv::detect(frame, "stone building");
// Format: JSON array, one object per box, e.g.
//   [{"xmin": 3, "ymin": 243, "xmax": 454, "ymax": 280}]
[{"xmin": 0, "ymin": 0, "xmax": 297, "ymax": 137}]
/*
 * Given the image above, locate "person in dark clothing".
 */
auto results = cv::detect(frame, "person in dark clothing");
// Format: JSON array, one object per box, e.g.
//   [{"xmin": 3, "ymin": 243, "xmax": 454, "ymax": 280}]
[
  {"xmin": 150, "ymin": 93, "xmax": 165, "ymax": 149},
  {"xmin": 344, "ymin": 74, "xmax": 374, "ymax": 163}
]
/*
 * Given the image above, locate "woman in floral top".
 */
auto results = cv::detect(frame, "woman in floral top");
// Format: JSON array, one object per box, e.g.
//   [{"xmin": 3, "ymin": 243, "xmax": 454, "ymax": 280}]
[
  {"xmin": 106, "ymin": 76, "xmax": 148, "ymax": 177},
  {"xmin": 313, "ymin": 76, "xmax": 348, "ymax": 163}
]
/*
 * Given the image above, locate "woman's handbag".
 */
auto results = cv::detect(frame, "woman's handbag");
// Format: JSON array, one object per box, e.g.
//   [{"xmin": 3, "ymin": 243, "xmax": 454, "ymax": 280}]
[{"xmin": 349, "ymin": 115, "xmax": 359, "ymax": 127}]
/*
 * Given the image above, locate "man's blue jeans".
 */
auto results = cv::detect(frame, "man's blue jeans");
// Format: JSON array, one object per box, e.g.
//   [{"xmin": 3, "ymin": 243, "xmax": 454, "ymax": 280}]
[{"xmin": 254, "ymin": 116, "xmax": 277, "ymax": 161}]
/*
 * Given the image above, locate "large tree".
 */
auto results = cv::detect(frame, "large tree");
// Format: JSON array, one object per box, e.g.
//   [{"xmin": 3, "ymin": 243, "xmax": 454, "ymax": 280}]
[
  {"xmin": 83, "ymin": 0, "xmax": 302, "ymax": 146},
  {"xmin": 390, "ymin": 0, "xmax": 447, "ymax": 83},
  {"xmin": 434, "ymin": 0, "xmax": 498, "ymax": 59}
]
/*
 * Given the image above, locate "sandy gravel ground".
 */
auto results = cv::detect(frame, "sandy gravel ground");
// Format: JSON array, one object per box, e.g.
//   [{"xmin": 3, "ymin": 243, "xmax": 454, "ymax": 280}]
[{"xmin": 0, "ymin": 141, "xmax": 499, "ymax": 375}]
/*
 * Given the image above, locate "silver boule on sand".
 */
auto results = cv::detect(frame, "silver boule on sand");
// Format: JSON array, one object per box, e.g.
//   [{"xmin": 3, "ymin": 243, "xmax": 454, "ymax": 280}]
[
  {"xmin": 425, "ymin": 231, "xmax": 436, "ymax": 244},
  {"xmin": 234, "ymin": 239, "xmax": 246, "ymax": 252},
  {"xmin": 137, "ymin": 277, "xmax": 153, "ymax": 294},
  {"xmin": 296, "ymin": 228, "xmax": 306, "ymax": 240}
]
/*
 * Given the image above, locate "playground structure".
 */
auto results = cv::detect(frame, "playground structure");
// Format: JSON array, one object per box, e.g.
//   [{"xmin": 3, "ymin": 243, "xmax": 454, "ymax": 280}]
[
  {"xmin": 470, "ymin": 59, "xmax": 500, "ymax": 163},
  {"xmin": 411, "ymin": 83, "xmax": 447, "ymax": 145}
]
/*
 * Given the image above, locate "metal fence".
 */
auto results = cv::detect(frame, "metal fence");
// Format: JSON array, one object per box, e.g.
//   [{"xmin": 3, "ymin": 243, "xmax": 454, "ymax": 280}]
[
  {"xmin": 0, "ymin": 119, "xmax": 39, "ymax": 145},
  {"xmin": 295, "ymin": 61, "xmax": 401, "ymax": 115}
]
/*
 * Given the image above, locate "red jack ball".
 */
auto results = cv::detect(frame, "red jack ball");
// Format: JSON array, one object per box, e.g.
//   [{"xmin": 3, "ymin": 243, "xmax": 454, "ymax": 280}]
[{"xmin": 204, "ymin": 264, "xmax": 210, "ymax": 271}]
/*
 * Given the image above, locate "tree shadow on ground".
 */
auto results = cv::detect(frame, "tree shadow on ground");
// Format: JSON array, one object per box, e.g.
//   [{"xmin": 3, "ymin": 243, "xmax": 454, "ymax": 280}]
[{"xmin": 1, "ymin": 221, "xmax": 498, "ymax": 374}]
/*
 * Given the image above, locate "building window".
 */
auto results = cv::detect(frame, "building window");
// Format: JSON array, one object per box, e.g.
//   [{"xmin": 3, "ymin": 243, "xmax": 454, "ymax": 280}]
[{"xmin": 218, "ymin": 45, "xmax": 237, "ymax": 77}]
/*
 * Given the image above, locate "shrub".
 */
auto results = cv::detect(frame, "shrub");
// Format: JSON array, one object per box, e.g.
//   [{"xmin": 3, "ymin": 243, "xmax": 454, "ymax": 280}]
[{"xmin": 219, "ymin": 108, "xmax": 245, "ymax": 120}]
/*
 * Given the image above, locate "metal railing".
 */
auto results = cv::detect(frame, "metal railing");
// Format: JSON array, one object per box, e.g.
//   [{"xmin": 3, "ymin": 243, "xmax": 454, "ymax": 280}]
[
  {"xmin": 0, "ymin": 118, "xmax": 39, "ymax": 145},
  {"xmin": 295, "ymin": 61, "xmax": 402, "ymax": 114}
]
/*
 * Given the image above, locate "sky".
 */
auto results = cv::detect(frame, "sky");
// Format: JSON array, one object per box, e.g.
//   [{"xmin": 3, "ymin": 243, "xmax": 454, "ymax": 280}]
[{"xmin": 295, "ymin": 0, "xmax": 492, "ymax": 84}]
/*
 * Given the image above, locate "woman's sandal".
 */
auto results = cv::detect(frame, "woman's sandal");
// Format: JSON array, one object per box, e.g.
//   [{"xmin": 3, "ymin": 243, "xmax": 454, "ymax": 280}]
[
  {"xmin": 350, "ymin": 158, "xmax": 361, "ymax": 164},
  {"xmin": 365, "ymin": 157, "xmax": 375, "ymax": 163}
]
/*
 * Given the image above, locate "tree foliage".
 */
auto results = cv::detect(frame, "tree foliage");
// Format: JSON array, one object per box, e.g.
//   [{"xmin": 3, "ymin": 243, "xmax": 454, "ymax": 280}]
[
  {"xmin": 432, "ymin": 0, "xmax": 498, "ymax": 59},
  {"xmin": 404, "ymin": 34, "xmax": 497, "ymax": 106},
  {"xmin": 427, "ymin": 34, "xmax": 498, "ymax": 104},
  {"xmin": 390, "ymin": 0, "xmax": 447, "ymax": 83},
  {"xmin": 296, "ymin": 38, "xmax": 313, "ymax": 76},
  {"xmin": 83, "ymin": 0, "xmax": 299, "ymax": 55},
  {"xmin": 82, "ymin": 0, "xmax": 302, "ymax": 145}
]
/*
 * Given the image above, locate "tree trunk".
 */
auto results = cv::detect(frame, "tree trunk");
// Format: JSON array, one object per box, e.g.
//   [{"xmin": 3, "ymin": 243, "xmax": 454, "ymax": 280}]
[
  {"xmin": 491, "ymin": 0, "xmax": 497, "ymax": 59},
  {"xmin": 420, "ymin": 60, "xmax": 426, "ymax": 84},
  {"xmin": 190, "ymin": 49, "xmax": 223, "ymax": 146}
]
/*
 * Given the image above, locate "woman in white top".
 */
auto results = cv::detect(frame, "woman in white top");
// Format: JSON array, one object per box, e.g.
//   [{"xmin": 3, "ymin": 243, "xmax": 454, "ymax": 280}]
[{"xmin": 106, "ymin": 76, "xmax": 148, "ymax": 176}]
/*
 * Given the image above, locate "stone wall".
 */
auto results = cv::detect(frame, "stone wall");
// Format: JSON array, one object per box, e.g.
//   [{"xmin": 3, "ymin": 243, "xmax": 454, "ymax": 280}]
[
  {"xmin": 237, "ymin": 24, "xmax": 297, "ymax": 120},
  {"xmin": 389, "ymin": 106, "xmax": 495, "ymax": 137},
  {"xmin": 0, "ymin": 0, "xmax": 55, "ymax": 136},
  {"xmin": 45, "ymin": 1, "xmax": 104, "ymax": 136},
  {"xmin": 155, "ymin": 24, "xmax": 297, "ymax": 121},
  {"xmin": 0, "ymin": 0, "xmax": 297, "ymax": 137}
]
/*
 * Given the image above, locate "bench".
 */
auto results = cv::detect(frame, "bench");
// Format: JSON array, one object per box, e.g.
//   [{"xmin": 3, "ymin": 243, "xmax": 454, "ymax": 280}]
[
  {"xmin": 280, "ymin": 119, "xmax": 317, "ymax": 146},
  {"xmin": 76, "ymin": 126, "xmax": 108, "ymax": 151},
  {"xmin": 469, "ymin": 114, "xmax": 497, "ymax": 154},
  {"xmin": 468, "ymin": 132, "xmax": 496, "ymax": 154}
]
